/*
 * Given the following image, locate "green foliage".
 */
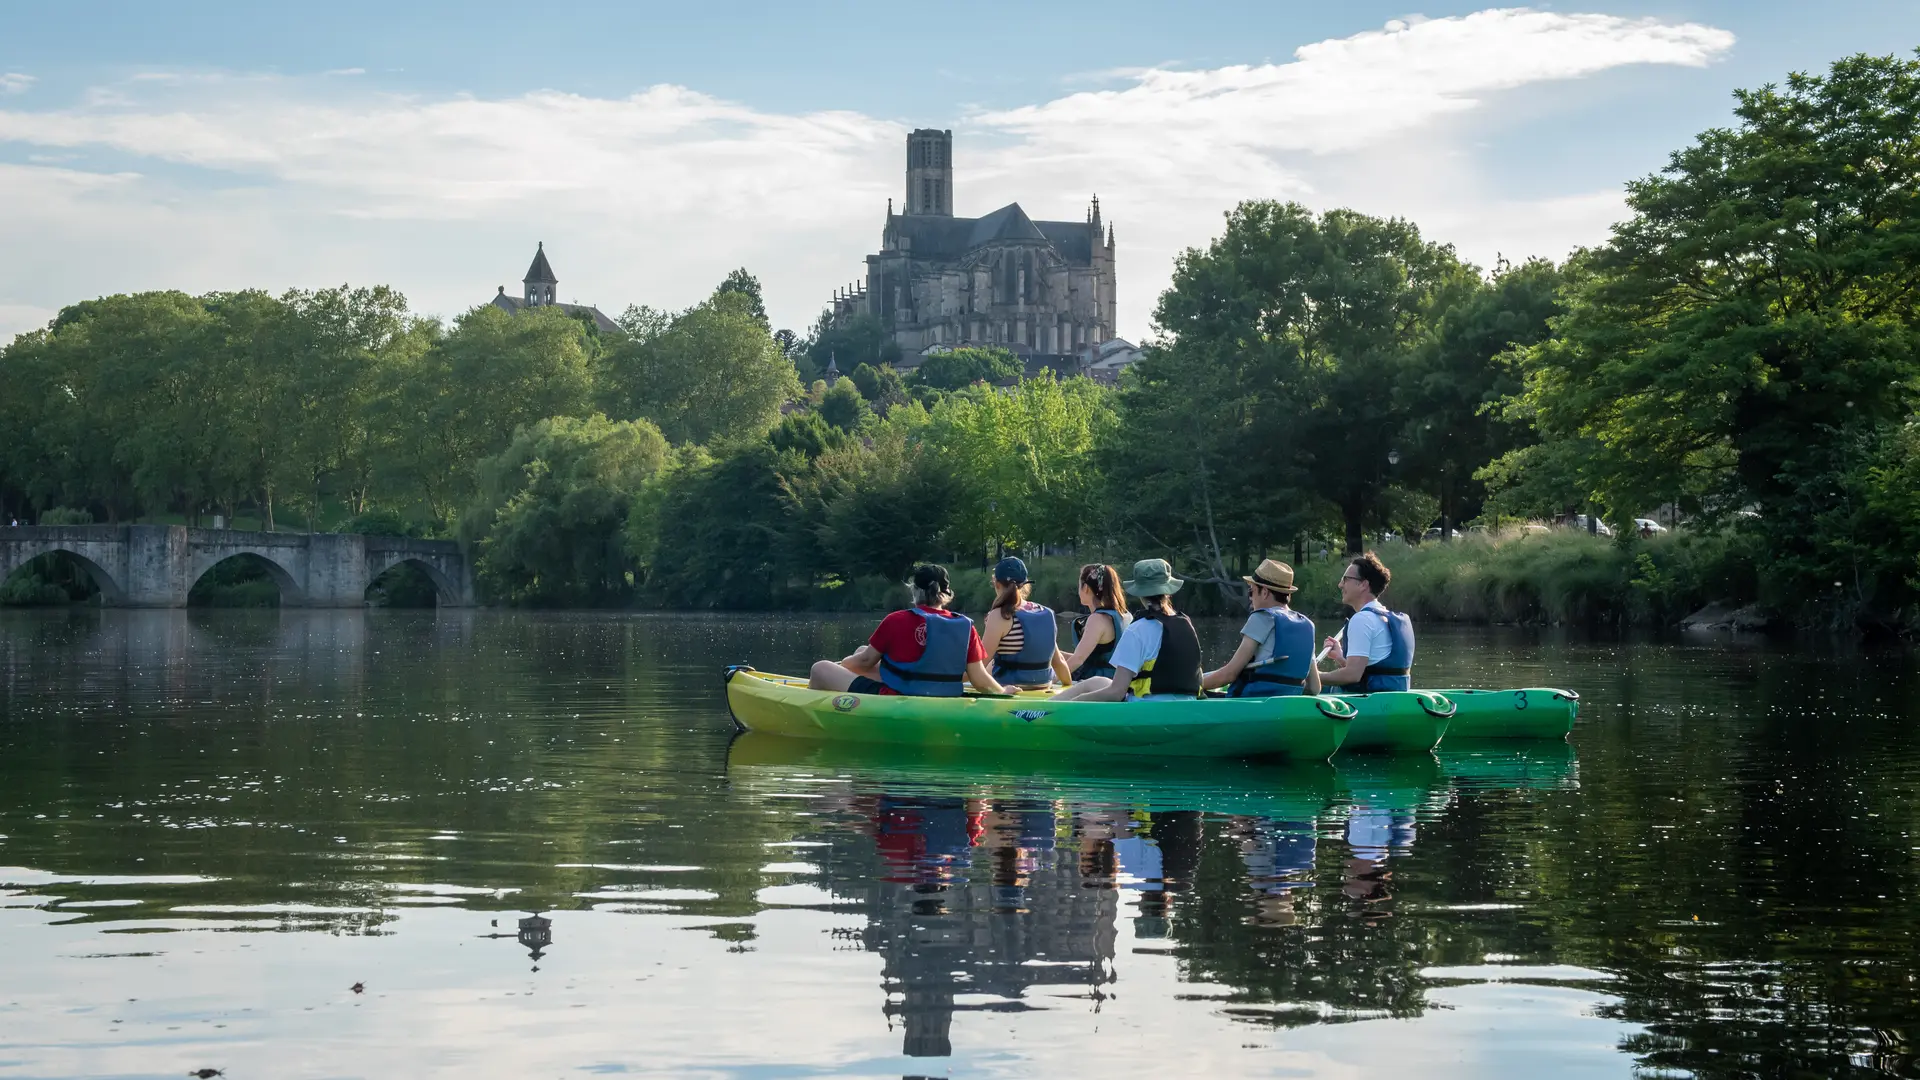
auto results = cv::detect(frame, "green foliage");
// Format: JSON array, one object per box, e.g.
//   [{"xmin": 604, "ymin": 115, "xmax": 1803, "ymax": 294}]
[
  {"xmin": 1344, "ymin": 530, "xmax": 1757, "ymax": 626},
  {"xmin": 600, "ymin": 298, "xmax": 799, "ymax": 446},
  {"xmin": 1483, "ymin": 52, "xmax": 1920, "ymax": 625},
  {"xmin": 340, "ymin": 507, "xmax": 427, "ymax": 538},
  {"xmin": 926, "ymin": 373, "xmax": 1114, "ymax": 554},
  {"xmin": 817, "ymin": 377, "xmax": 870, "ymax": 432},
  {"xmin": 802, "ymin": 312, "xmax": 900, "ymax": 383},
  {"xmin": 38, "ymin": 507, "xmax": 94, "ymax": 526},
  {"xmin": 644, "ymin": 440, "xmax": 805, "ymax": 609},
  {"xmin": 188, "ymin": 556, "xmax": 281, "ymax": 608},
  {"xmin": 849, "ymin": 362, "xmax": 908, "ymax": 409},
  {"xmin": 0, "ymin": 553, "xmax": 101, "ymax": 606},
  {"xmin": 460, "ymin": 415, "xmax": 671, "ymax": 606},
  {"xmin": 907, "ymin": 346, "xmax": 1023, "ymax": 391},
  {"xmin": 712, "ymin": 268, "xmax": 769, "ymax": 328}
]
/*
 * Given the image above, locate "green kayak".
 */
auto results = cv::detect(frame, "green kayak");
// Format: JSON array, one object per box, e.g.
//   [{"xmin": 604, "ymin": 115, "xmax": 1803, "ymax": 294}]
[
  {"xmin": 723, "ymin": 667, "xmax": 1357, "ymax": 760},
  {"xmin": 1421, "ymin": 688, "xmax": 1579, "ymax": 739},
  {"xmin": 1331, "ymin": 690, "xmax": 1456, "ymax": 754},
  {"xmin": 726, "ymin": 732, "xmax": 1342, "ymax": 819}
]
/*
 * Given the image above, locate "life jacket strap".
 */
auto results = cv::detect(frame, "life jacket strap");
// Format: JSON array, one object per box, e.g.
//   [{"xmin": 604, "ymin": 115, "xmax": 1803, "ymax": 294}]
[{"xmin": 880, "ymin": 657, "xmax": 964, "ymax": 682}]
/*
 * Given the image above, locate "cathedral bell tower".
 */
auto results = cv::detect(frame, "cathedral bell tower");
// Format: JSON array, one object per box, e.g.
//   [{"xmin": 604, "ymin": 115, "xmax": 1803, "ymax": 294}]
[{"xmin": 905, "ymin": 128, "xmax": 952, "ymax": 217}]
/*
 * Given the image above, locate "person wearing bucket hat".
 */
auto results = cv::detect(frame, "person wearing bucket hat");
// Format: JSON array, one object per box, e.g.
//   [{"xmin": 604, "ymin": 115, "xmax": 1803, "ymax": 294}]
[
  {"xmin": 809, "ymin": 563, "xmax": 1007, "ymax": 697},
  {"xmin": 981, "ymin": 556, "xmax": 1072, "ymax": 690},
  {"xmin": 1202, "ymin": 558, "xmax": 1321, "ymax": 697},
  {"xmin": 1053, "ymin": 559, "xmax": 1203, "ymax": 702}
]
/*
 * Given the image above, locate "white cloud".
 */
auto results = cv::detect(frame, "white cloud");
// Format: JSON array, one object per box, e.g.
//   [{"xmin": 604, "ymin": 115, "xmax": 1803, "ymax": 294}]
[
  {"xmin": 0, "ymin": 73, "xmax": 35, "ymax": 95},
  {"xmin": 0, "ymin": 8, "xmax": 1733, "ymax": 345}
]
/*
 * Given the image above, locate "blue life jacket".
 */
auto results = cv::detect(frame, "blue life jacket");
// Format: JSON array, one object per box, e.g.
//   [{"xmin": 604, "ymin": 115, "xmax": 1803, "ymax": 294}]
[
  {"xmin": 992, "ymin": 604, "xmax": 1059, "ymax": 686},
  {"xmin": 1228, "ymin": 607, "xmax": 1315, "ymax": 698},
  {"xmin": 1341, "ymin": 601, "xmax": 1415, "ymax": 692},
  {"xmin": 878, "ymin": 609, "xmax": 974, "ymax": 697},
  {"xmin": 1070, "ymin": 608, "xmax": 1129, "ymax": 681}
]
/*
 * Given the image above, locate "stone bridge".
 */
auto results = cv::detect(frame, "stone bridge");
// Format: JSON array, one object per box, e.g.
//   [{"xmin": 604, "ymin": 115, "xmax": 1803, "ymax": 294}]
[{"xmin": 0, "ymin": 525, "xmax": 472, "ymax": 607}]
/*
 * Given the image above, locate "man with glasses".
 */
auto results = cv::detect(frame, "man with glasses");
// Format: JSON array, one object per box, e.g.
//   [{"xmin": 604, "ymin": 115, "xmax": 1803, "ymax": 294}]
[{"xmin": 1318, "ymin": 552, "xmax": 1416, "ymax": 693}]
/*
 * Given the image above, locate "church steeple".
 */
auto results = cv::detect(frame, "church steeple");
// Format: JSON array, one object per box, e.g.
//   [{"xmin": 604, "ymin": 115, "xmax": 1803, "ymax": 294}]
[{"xmin": 523, "ymin": 242, "xmax": 558, "ymax": 306}]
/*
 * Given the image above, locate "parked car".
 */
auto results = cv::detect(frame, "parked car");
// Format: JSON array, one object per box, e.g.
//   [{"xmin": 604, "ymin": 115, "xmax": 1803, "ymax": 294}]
[
  {"xmin": 1569, "ymin": 514, "xmax": 1613, "ymax": 537},
  {"xmin": 1633, "ymin": 517, "xmax": 1667, "ymax": 535},
  {"xmin": 1522, "ymin": 523, "xmax": 1552, "ymax": 536}
]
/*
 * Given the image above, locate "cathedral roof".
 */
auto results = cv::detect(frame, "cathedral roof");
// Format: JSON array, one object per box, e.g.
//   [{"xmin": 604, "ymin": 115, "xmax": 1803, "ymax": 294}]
[
  {"xmin": 967, "ymin": 202, "xmax": 1047, "ymax": 246},
  {"xmin": 890, "ymin": 204, "xmax": 1101, "ymax": 266},
  {"xmin": 523, "ymin": 242, "xmax": 558, "ymax": 285}
]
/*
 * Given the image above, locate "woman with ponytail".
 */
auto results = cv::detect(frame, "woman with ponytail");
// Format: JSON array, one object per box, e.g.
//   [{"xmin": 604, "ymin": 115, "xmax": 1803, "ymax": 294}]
[
  {"xmin": 980, "ymin": 557, "xmax": 1070, "ymax": 690},
  {"xmin": 1052, "ymin": 559, "xmax": 1202, "ymax": 702},
  {"xmin": 1060, "ymin": 563, "xmax": 1130, "ymax": 682}
]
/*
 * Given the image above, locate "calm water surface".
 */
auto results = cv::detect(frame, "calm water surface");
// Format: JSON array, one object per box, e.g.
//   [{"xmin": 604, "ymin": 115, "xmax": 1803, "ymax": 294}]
[{"xmin": 1, "ymin": 610, "xmax": 1917, "ymax": 1079}]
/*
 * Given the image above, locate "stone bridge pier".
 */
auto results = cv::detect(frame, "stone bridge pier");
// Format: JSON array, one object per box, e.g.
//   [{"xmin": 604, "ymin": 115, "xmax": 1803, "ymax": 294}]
[{"xmin": 0, "ymin": 525, "xmax": 473, "ymax": 607}]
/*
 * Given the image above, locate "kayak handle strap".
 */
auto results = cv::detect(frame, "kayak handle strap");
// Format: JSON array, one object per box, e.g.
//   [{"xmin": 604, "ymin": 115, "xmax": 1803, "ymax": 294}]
[
  {"xmin": 723, "ymin": 664, "xmax": 757, "ymax": 685},
  {"xmin": 1315, "ymin": 697, "xmax": 1356, "ymax": 720},
  {"xmin": 1419, "ymin": 693, "xmax": 1458, "ymax": 719}
]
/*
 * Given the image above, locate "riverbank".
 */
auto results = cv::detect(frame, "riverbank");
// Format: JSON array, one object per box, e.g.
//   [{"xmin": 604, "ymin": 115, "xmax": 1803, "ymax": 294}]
[{"xmin": 792, "ymin": 530, "xmax": 1769, "ymax": 631}]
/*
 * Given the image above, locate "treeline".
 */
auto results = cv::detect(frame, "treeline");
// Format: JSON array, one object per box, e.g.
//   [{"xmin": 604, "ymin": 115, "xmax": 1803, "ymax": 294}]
[{"xmin": 5, "ymin": 52, "xmax": 1918, "ymax": 629}]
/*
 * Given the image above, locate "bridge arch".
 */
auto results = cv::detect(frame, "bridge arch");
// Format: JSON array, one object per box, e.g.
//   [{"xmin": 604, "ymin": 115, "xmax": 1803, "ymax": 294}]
[
  {"xmin": 364, "ymin": 552, "xmax": 461, "ymax": 607},
  {"xmin": 0, "ymin": 547, "xmax": 125, "ymax": 604},
  {"xmin": 187, "ymin": 551, "xmax": 307, "ymax": 607}
]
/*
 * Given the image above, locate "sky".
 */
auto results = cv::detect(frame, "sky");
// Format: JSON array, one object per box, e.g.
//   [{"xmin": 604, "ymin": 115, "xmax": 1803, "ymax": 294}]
[{"xmin": 2, "ymin": 1, "xmax": 1916, "ymax": 346}]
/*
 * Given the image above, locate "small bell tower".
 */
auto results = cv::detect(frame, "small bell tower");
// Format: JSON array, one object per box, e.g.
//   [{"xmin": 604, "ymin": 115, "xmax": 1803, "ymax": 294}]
[{"xmin": 522, "ymin": 242, "xmax": 558, "ymax": 306}]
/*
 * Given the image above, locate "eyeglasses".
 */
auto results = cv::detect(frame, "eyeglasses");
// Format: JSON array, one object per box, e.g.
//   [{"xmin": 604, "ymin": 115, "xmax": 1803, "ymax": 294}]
[{"xmin": 1339, "ymin": 574, "xmax": 1361, "ymax": 584}]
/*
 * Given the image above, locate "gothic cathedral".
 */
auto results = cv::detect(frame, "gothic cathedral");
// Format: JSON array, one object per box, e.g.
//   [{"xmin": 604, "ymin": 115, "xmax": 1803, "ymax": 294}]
[{"xmin": 830, "ymin": 129, "xmax": 1117, "ymax": 368}]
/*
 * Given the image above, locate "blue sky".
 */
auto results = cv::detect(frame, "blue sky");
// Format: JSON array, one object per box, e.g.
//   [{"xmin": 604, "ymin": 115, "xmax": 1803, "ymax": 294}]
[{"xmin": 3, "ymin": 2, "xmax": 1916, "ymax": 342}]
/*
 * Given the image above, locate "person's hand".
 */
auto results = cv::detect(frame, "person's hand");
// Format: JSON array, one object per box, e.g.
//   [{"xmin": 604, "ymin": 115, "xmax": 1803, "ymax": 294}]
[{"xmin": 1323, "ymin": 636, "xmax": 1344, "ymax": 664}]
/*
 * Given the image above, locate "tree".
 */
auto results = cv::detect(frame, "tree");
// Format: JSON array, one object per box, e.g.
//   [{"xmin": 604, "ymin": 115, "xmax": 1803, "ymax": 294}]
[
  {"xmin": 459, "ymin": 414, "xmax": 670, "ymax": 606},
  {"xmin": 908, "ymin": 346, "xmax": 1023, "ymax": 392},
  {"xmin": 600, "ymin": 298, "xmax": 800, "ymax": 446},
  {"xmin": 1487, "ymin": 51, "xmax": 1920, "ymax": 614},
  {"xmin": 920, "ymin": 373, "xmax": 1115, "ymax": 556},
  {"xmin": 1142, "ymin": 202, "xmax": 1467, "ymax": 560},
  {"xmin": 378, "ymin": 304, "xmax": 597, "ymax": 527},
  {"xmin": 714, "ymin": 268, "xmax": 769, "ymax": 328},
  {"xmin": 850, "ymin": 362, "xmax": 909, "ymax": 410},
  {"xmin": 801, "ymin": 311, "xmax": 900, "ymax": 383},
  {"xmin": 817, "ymin": 377, "xmax": 870, "ymax": 432},
  {"xmin": 1396, "ymin": 259, "xmax": 1566, "ymax": 536}
]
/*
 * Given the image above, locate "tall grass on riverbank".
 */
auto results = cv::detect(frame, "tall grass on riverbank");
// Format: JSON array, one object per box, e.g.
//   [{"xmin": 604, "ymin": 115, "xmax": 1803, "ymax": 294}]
[
  {"xmin": 1350, "ymin": 530, "xmax": 1759, "ymax": 627},
  {"xmin": 803, "ymin": 530, "xmax": 1760, "ymax": 628}
]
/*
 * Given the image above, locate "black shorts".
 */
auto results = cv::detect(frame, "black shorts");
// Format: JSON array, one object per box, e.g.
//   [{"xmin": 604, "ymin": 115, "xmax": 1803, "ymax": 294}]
[{"xmin": 847, "ymin": 675, "xmax": 886, "ymax": 695}]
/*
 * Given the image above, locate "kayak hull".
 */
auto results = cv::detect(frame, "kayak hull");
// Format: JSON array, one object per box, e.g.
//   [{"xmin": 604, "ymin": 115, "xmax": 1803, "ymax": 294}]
[
  {"xmin": 1421, "ymin": 688, "xmax": 1578, "ymax": 740},
  {"xmin": 1331, "ymin": 690, "xmax": 1456, "ymax": 754},
  {"xmin": 723, "ymin": 668, "xmax": 1356, "ymax": 760}
]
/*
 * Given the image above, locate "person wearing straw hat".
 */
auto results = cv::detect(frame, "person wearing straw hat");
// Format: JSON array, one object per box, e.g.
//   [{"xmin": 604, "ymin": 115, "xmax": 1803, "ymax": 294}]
[
  {"xmin": 1202, "ymin": 558, "xmax": 1322, "ymax": 697},
  {"xmin": 1051, "ymin": 559, "xmax": 1202, "ymax": 702}
]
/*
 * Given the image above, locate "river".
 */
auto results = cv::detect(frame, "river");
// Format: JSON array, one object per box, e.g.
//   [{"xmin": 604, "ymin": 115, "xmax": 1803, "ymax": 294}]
[{"xmin": 1, "ymin": 609, "xmax": 1916, "ymax": 1078}]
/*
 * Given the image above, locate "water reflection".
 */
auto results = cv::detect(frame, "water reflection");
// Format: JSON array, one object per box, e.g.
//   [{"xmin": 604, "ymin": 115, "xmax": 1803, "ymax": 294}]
[{"xmin": 2, "ymin": 609, "xmax": 1918, "ymax": 1078}]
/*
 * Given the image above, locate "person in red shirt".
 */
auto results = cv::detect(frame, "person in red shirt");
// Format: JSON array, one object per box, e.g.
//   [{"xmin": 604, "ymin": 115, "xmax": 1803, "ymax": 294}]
[{"xmin": 809, "ymin": 564, "xmax": 1005, "ymax": 696}]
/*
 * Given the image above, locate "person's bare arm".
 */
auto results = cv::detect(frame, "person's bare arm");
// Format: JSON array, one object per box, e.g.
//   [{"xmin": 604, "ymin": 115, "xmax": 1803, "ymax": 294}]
[
  {"xmin": 1203, "ymin": 636, "xmax": 1262, "ymax": 691},
  {"xmin": 1050, "ymin": 648, "xmax": 1072, "ymax": 686},
  {"xmin": 1076, "ymin": 668, "xmax": 1134, "ymax": 702},
  {"xmin": 1060, "ymin": 612, "xmax": 1110, "ymax": 675},
  {"xmin": 1319, "ymin": 636, "xmax": 1368, "ymax": 687},
  {"xmin": 965, "ymin": 660, "xmax": 1006, "ymax": 695},
  {"xmin": 980, "ymin": 610, "xmax": 1011, "ymax": 656},
  {"xmin": 1305, "ymin": 664, "xmax": 1323, "ymax": 695},
  {"xmin": 841, "ymin": 644, "xmax": 882, "ymax": 675}
]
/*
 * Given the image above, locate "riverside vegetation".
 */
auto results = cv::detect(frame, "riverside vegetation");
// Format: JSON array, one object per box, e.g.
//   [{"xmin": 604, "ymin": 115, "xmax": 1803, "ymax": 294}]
[{"xmin": 4, "ymin": 53, "xmax": 1919, "ymax": 633}]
